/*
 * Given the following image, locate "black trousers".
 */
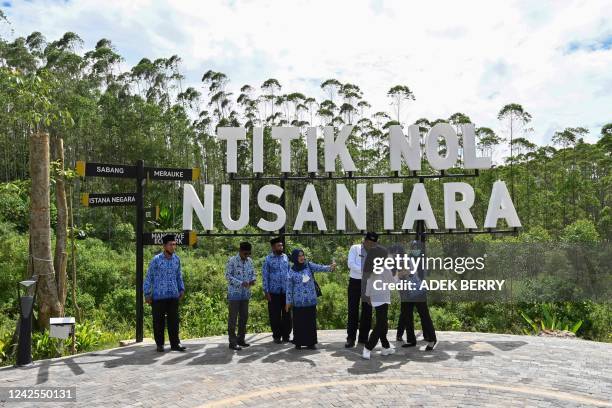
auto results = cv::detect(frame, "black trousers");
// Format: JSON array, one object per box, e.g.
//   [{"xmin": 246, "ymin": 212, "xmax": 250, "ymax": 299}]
[
  {"xmin": 228, "ymin": 299, "xmax": 249, "ymax": 345},
  {"xmin": 347, "ymin": 277, "xmax": 372, "ymax": 343},
  {"xmin": 397, "ymin": 301, "xmax": 437, "ymax": 343},
  {"xmin": 366, "ymin": 303, "xmax": 390, "ymax": 351},
  {"xmin": 292, "ymin": 305, "xmax": 317, "ymax": 346},
  {"xmin": 268, "ymin": 293, "xmax": 292, "ymax": 340},
  {"xmin": 151, "ymin": 298, "xmax": 180, "ymax": 347}
]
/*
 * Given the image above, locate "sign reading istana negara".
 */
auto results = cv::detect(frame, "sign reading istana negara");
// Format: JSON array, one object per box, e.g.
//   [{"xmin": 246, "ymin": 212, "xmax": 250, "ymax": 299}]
[{"xmin": 182, "ymin": 124, "xmax": 522, "ymax": 232}]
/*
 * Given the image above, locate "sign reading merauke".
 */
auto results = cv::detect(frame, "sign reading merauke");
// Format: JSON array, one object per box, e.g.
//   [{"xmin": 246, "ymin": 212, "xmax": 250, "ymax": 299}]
[{"xmin": 182, "ymin": 124, "xmax": 522, "ymax": 232}]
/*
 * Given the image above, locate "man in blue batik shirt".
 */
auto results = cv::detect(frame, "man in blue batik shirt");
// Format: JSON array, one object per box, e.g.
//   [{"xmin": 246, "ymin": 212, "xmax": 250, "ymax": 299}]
[
  {"xmin": 262, "ymin": 237, "xmax": 292, "ymax": 343},
  {"xmin": 225, "ymin": 242, "xmax": 256, "ymax": 351},
  {"xmin": 144, "ymin": 234, "xmax": 186, "ymax": 352}
]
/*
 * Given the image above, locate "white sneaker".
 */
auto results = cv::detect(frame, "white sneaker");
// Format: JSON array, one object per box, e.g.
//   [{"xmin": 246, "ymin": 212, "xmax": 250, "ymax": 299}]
[
  {"xmin": 362, "ymin": 348, "xmax": 371, "ymax": 360},
  {"xmin": 381, "ymin": 346, "xmax": 395, "ymax": 356}
]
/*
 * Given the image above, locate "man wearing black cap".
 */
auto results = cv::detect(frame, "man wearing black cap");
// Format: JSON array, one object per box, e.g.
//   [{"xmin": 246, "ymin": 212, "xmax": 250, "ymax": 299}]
[
  {"xmin": 262, "ymin": 237, "xmax": 292, "ymax": 343},
  {"xmin": 225, "ymin": 242, "xmax": 256, "ymax": 350},
  {"xmin": 344, "ymin": 231, "xmax": 379, "ymax": 348},
  {"xmin": 144, "ymin": 234, "xmax": 186, "ymax": 352}
]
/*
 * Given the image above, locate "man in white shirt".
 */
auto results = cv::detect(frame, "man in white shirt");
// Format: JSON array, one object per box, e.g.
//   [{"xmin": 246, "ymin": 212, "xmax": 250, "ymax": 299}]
[{"xmin": 345, "ymin": 231, "xmax": 378, "ymax": 348}]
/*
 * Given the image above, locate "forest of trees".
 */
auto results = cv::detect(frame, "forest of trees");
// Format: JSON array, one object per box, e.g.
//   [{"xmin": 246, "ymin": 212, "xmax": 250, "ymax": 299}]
[{"xmin": 0, "ymin": 19, "xmax": 610, "ymax": 365}]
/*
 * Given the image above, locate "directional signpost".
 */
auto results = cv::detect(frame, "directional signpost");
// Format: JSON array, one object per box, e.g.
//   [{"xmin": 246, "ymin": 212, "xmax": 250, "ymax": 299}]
[
  {"xmin": 142, "ymin": 230, "xmax": 197, "ymax": 246},
  {"xmin": 81, "ymin": 193, "xmax": 137, "ymax": 207},
  {"xmin": 76, "ymin": 161, "xmax": 137, "ymax": 178},
  {"xmin": 76, "ymin": 160, "xmax": 199, "ymax": 342},
  {"xmin": 146, "ymin": 167, "xmax": 200, "ymax": 181}
]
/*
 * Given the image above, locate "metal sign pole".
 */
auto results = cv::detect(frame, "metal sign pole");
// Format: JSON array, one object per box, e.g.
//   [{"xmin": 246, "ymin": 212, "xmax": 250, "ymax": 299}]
[
  {"xmin": 280, "ymin": 174, "xmax": 286, "ymax": 249},
  {"xmin": 135, "ymin": 160, "xmax": 145, "ymax": 343}
]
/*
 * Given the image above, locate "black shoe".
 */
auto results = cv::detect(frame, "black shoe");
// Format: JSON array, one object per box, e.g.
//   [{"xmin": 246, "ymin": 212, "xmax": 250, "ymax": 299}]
[
  {"xmin": 307, "ymin": 344, "xmax": 317, "ymax": 350},
  {"xmin": 357, "ymin": 339, "xmax": 368, "ymax": 344},
  {"xmin": 344, "ymin": 340, "xmax": 355, "ymax": 348},
  {"xmin": 237, "ymin": 341, "xmax": 250, "ymax": 347},
  {"xmin": 156, "ymin": 346, "xmax": 165, "ymax": 352},
  {"xmin": 295, "ymin": 345, "xmax": 302, "ymax": 350},
  {"xmin": 282, "ymin": 338, "xmax": 290, "ymax": 343},
  {"xmin": 425, "ymin": 340, "xmax": 438, "ymax": 351},
  {"xmin": 273, "ymin": 338, "xmax": 282, "ymax": 344},
  {"xmin": 170, "ymin": 344, "xmax": 186, "ymax": 352},
  {"xmin": 402, "ymin": 342, "xmax": 417, "ymax": 348},
  {"xmin": 229, "ymin": 344, "xmax": 242, "ymax": 351}
]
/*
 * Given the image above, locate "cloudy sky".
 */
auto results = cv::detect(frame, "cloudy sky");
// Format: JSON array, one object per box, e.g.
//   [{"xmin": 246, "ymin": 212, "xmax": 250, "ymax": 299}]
[{"xmin": 2, "ymin": 0, "xmax": 611, "ymax": 156}]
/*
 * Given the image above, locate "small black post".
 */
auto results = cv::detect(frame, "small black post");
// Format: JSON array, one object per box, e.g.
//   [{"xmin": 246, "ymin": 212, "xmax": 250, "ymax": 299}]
[
  {"xmin": 15, "ymin": 281, "xmax": 37, "ymax": 367},
  {"xmin": 279, "ymin": 174, "xmax": 286, "ymax": 249},
  {"xmin": 135, "ymin": 160, "xmax": 145, "ymax": 343},
  {"xmin": 417, "ymin": 176, "xmax": 426, "ymax": 247}
]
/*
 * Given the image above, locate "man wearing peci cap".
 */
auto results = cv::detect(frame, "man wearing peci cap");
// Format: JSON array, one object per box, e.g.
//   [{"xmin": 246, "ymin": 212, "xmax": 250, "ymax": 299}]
[
  {"xmin": 144, "ymin": 234, "xmax": 186, "ymax": 352},
  {"xmin": 262, "ymin": 237, "xmax": 292, "ymax": 343},
  {"xmin": 344, "ymin": 231, "xmax": 379, "ymax": 348},
  {"xmin": 225, "ymin": 242, "xmax": 256, "ymax": 350}
]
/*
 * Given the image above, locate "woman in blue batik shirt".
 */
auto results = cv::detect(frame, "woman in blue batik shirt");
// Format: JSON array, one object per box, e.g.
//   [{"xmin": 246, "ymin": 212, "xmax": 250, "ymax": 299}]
[{"xmin": 285, "ymin": 248, "xmax": 336, "ymax": 350}]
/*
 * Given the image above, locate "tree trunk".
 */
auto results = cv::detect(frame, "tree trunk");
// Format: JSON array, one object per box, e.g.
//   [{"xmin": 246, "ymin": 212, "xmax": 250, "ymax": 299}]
[
  {"xmin": 29, "ymin": 132, "xmax": 61, "ymax": 329},
  {"xmin": 52, "ymin": 136, "xmax": 68, "ymax": 315}
]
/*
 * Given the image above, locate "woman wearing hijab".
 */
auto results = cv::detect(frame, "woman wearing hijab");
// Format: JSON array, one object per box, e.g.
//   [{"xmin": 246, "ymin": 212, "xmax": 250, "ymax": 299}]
[{"xmin": 285, "ymin": 249, "xmax": 336, "ymax": 350}]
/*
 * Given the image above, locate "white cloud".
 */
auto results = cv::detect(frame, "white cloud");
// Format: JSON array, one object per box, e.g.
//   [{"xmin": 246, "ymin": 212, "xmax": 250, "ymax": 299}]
[{"xmin": 3, "ymin": 0, "xmax": 612, "ymax": 157}]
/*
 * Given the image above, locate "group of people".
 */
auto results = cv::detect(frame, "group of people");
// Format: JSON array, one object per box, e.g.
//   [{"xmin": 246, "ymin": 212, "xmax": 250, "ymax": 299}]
[{"xmin": 143, "ymin": 232, "xmax": 437, "ymax": 360}]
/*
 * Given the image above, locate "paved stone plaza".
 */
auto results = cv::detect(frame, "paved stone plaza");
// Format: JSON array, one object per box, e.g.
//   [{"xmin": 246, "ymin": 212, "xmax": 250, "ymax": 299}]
[{"xmin": 1, "ymin": 330, "xmax": 610, "ymax": 407}]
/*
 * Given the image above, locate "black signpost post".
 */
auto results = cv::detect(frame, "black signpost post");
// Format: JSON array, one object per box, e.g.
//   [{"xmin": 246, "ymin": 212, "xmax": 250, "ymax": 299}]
[
  {"xmin": 135, "ymin": 160, "xmax": 145, "ymax": 343},
  {"xmin": 77, "ymin": 160, "xmax": 199, "ymax": 343}
]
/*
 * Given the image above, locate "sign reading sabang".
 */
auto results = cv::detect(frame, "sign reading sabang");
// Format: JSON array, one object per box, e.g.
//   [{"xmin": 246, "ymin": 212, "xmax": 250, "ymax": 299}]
[{"xmin": 182, "ymin": 124, "xmax": 522, "ymax": 232}]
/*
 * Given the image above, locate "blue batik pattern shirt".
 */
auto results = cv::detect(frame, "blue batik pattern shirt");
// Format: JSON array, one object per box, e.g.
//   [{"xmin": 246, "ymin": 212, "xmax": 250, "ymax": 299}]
[
  {"xmin": 262, "ymin": 252, "xmax": 290, "ymax": 294},
  {"xmin": 285, "ymin": 263, "xmax": 331, "ymax": 308},
  {"xmin": 225, "ymin": 255, "xmax": 256, "ymax": 301},
  {"xmin": 143, "ymin": 252, "xmax": 185, "ymax": 300}
]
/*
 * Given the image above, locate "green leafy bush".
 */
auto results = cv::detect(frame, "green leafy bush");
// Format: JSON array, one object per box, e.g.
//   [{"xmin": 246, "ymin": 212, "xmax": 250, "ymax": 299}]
[
  {"xmin": 561, "ymin": 219, "xmax": 600, "ymax": 243},
  {"xmin": 71, "ymin": 321, "xmax": 102, "ymax": 352},
  {"xmin": 520, "ymin": 303, "xmax": 583, "ymax": 335},
  {"xmin": 32, "ymin": 331, "xmax": 60, "ymax": 360},
  {"xmin": 103, "ymin": 288, "xmax": 136, "ymax": 327}
]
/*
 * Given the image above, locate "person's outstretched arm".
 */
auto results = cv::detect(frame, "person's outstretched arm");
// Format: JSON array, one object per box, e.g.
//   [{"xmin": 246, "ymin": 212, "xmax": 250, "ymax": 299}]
[{"xmin": 309, "ymin": 262, "xmax": 335, "ymax": 273}]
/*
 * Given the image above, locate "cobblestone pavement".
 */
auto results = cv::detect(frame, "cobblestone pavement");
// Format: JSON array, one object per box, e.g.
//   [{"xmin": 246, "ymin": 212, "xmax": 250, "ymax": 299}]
[{"xmin": 1, "ymin": 330, "xmax": 610, "ymax": 407}]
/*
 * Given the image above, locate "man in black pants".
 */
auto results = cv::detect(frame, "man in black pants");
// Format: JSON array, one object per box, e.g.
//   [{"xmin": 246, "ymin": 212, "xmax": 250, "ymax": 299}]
[
  {"xmin": 399, "ymin": 240, "xmax": 437, "ymax": 350},
  {"xmin": 262, "ymin": 237, "xmax": 292, "ymax": 343},
  {"xmin": 144, "ymin": 234, "xmax": 186, "ymax": 352},
  {"xmin": 344, "ymin": 231, "xmax": 378, "ymax": 348}
]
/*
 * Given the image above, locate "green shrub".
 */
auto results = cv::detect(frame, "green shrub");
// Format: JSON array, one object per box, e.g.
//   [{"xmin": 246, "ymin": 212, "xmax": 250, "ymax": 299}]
[
  {"xmin": 71, "ymin": 321, "xmax": 102, "ymax": 352},
  {"xmin": 0, "ymin": 330, "xmax": 14, "ymax": 363},
  {"xmin": 0, "ymin": 181, "xmax": 30, "ymax": 232},
  {"xmin": 109, "ymin": 222, "xmax": 135, "ymax": 251},
  {"xmin": 32, "ymin": 331, "xmax": 60, "ymax": 360},
  {"xmin": 561, "ymin": 219, "xmax": 600, "ymax": 243},
  {"xmin": 103, "ymin": 288, "xmax": 136, "ymax": 327},
  {"xmin": 429, "ymin": 305, "xmax": 462, "ymax": 331},
  {"xmin": 179, "ymin": 292, "xmax": 227, "ymax": 338}
]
